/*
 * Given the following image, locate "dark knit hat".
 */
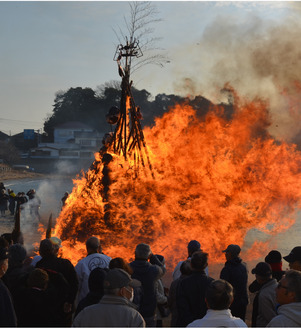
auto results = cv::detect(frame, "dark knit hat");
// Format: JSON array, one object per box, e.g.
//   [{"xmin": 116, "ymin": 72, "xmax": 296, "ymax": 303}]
[
  {"xmin": 265, "ymin": 250, "xmax": 282, "ymax": 264},
  {"xmin": 9, "ymin": 244, "xmax": 27, "ymax": 263}
]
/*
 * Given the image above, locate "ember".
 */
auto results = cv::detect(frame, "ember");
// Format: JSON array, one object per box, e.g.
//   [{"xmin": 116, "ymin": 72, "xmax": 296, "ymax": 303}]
[{"xmin": 52, "ymin": 89, "xmax": 301, "ymax": 269}]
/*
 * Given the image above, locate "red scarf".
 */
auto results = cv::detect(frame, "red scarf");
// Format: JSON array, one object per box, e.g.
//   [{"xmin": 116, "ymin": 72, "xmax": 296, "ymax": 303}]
[{"xmin": 269, "ymin": 262, "xmax": 282, "ymax": 272}]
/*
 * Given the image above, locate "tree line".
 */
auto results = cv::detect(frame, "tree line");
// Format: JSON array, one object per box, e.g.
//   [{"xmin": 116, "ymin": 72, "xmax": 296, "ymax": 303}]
[{"xmin": 43, "ymin": 82, "xmax": 233, "ymax": 142}]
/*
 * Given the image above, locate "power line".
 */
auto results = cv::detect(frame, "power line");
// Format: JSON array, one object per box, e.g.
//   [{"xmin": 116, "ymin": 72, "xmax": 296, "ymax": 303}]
[{"xmin": 0, "ymin": 118, "xmax": 43, "ymax": 125}]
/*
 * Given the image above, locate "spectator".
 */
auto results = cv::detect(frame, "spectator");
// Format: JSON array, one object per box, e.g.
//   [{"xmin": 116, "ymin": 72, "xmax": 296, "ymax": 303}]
[
  {"xmin": 26, "ymin": 189, "xmax": 41, "ymax": 221},
  {"xmin": 150, "ymin": 255, "xmax": 169, "ymax": 327},
  {"xmin": 173, "ymin": 240, "xmax": 208, "ymax": 280},
  {"xmin": 73, "ymin": 268, "xmax": 145, "ymax": 327},
  {"xmin": 176, "ymin": 251, "xmax": 214, "ymax": 327},
  {"xmin": 2, "ymin": 243, "xmax": 29, "ymax": 297},
  {"xmin": 109, "ymin": 257, "xmax": 133, "ymax": 274},
  {"xmin": 250, "ymin": 262, "xmax": 278, "ymax": 327},
  {"xmin": 75, "ymin": 236, "xmax": 111, "ymax": 303},
  {"xmin": 16, "ymin": 268, "xmax": 58, "ymax": 327},
  {"xmin": 265, "ymin": 250, "xmax": 285, "ymax": 281},
  {"xmin": 7, "ymin": 189, "xmax": 16, "ymax": 216},
  {"xmin": 187, "ymin": 279, "xmax": 247, "ymax": 327},
  {"xmin": 130, "ymin": 243, "xmax": 166, "ymax": 327},
  {"xmin": 0, "ymin": 189, "xmax": 9, "ymax": 217},
  {"xmin": 283, "ymin": 246, "xmax": 301, "ymax": 271},
  {"xmin": 74, "ymin": 267, "xmax": 108, "ymax": 317},
  {"xmin": 36, "ymin": 238, "xmax": 78, "ymax": 326},
  {"xmin": 267, "ymin": 269, "xmax": 301, "ymax": 327},
  {"xmin": 0, "ymin": 247, "xmax": 17, "ymax": 327},
  {"xmin": 220, "ymin": 244, "xmax": 248, "ymax": 321},
  {"xmin": 168, "ymin": 259, "xmax": 192, "ymax": 327}
]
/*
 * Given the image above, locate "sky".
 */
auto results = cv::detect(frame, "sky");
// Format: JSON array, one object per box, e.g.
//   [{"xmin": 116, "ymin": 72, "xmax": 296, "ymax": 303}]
[{"xmin": 0, "ymin": 1, "xmax": 300, "ymax": 137}]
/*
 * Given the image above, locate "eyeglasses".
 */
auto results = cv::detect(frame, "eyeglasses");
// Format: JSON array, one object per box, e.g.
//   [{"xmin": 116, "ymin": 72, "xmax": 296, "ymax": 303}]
[{"xmin": 277, "ymin": 282, "xmax": 288, "ymax": 290}]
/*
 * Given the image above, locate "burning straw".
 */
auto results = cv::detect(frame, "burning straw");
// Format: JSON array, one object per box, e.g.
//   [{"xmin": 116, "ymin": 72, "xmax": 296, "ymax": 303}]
[{"xmin": 52, "ymin": 89, "xmax": 301, "ymax": 268}]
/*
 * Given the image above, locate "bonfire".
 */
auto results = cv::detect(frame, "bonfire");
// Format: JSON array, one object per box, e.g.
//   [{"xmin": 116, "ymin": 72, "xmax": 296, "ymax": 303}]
[{"xmin": 48, "ymin": 41, "xmax": 301, "ymax": 271}]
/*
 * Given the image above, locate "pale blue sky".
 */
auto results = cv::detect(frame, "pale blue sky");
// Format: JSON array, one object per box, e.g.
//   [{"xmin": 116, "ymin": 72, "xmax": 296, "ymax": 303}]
[{"xmin": 0, "ymin": 1, "xmax": 298, "ymax": 135}]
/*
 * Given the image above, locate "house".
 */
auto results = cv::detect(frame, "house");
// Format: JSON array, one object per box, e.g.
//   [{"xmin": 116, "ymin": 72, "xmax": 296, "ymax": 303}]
[{"xmin": 29, "ymin": 121, "xmax": 104, "ymax": 159}]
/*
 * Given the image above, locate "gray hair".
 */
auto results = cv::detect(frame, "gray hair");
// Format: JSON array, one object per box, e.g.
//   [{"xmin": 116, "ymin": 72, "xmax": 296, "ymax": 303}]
[
  {"xmin": 135, "ymin": 243, "xmax": 151, "ymax": 260},
  {"xmin": 86, "ymin": 237, "xmax": 100, "ymax": 251},
  {"xmin": 285, "ymin": 270, "xmax": 301, "ymax": 302}
]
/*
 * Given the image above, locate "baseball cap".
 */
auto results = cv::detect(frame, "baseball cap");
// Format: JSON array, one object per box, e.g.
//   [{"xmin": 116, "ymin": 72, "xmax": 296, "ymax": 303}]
[
  {"xmin": 222, "ymin": 244, "xmax": 241, "ymax": 256},
  {"xmin": 0, "ymin": 247, "xmax": 8, "ymax": 261},
  {"xmin": 283, "ymin": 246, "xmax": 301, "ymax": 263},
  {"xmin": 187, "ymin": 240, "xmax": 201, "ymax": 253},
  {"xmin": 251, "ymin": 262, "xmax": 272, "ymax": 276},
  {"xmin": 104, "ymin": 268, "xmax": 141, "ymax": 290}
]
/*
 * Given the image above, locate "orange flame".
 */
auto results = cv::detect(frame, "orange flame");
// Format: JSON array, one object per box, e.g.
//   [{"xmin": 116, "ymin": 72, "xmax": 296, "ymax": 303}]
[{"xmin": 52, "ymin": 90, "xmax": 301, "ymax": 269}]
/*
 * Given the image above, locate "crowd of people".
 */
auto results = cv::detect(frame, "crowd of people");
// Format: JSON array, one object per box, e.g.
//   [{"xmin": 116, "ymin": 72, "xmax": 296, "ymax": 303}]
[
  {"xmin": 0, "ymin": 230, "xmax": 300, "ymax": 327},
  {"xmin": 0, "ymin": 182, "xmax": 41, "ymax": 220}
]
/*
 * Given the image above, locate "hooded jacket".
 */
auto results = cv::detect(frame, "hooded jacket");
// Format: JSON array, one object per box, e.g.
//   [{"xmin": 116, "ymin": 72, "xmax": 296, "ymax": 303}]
[
  {"xmin": 220, "ymin": 256, "xmax": 249, "ymax": 306},
  {"xmin": 267, "ymin": 302, "xmax": 301, "ymax": 327},
  {"xmin": 130, "ymin": 255, "xmax": 165, "ymax": 318}
]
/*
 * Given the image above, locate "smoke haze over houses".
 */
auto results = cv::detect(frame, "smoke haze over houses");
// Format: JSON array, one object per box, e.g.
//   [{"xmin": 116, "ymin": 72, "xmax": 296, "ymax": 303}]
[{"xmin": 0, "ymin": 1, "xmax": 300, "ymax": 142}]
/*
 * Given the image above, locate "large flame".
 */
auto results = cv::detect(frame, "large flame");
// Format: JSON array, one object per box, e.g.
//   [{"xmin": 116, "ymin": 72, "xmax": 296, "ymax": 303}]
[{"xmin": 53, "ymin": 89, "xmax": 301, "ymax": 269}]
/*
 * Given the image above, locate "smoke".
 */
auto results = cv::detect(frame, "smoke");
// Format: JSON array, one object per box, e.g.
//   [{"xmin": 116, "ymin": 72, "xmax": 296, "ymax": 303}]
[{"xmin": 170, "ymin": 12, "xmax": 301, "ymax": 143}]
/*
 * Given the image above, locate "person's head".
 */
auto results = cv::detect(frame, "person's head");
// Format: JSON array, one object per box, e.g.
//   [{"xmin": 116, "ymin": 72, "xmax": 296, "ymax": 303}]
[
  {"xmin": 222, "ymin": 244, "xmax": 241, "ymax": 261},
  {"xmin": 283, "ymin": 246, "xmax": 301, "ymax": 271},
  {"xmin": 0, "ymin": 237, "xmax": 9, "ymax": 249},
  {"xmin": 0, "ymin": 247, "xmax": 9, "ymax": 278},
  {"xmin": 276, "ymin": 270, "xmax": 301, "ymax": 305},
  {"xmin": 27, "ymin": 268, "xmax": 49, "ymax": 290},
  {"xmin": 251, "ymin": 262, "xmax": 273, "ymax": 284},
  {"xmin": 134, "ymin": 243, "xmax": 151, "ymax": 260},
  {"xmin": 1, "ymin": 233, "xmax": 13, "ymax": 246},
  {"xmin": 265, "ymin": 250, "xmax": 282, "ymax": 264},
  {"xmin": 86, "ymin": 237, "xmax": 101, "ymax": 255},
  {"xmin": 50, "ymin": 237, "xmax": 62, "ymax": 256},
  {"xmin": 88, "ymin": 267, "xmax": 108, "ymax": 294},
  {"xmin": 104, "ymin": 268, "xmax": 141, "ymax": 302},
  {"xmin": 206, "ymin": 279, "xmax": 234, "ymax": 310},
  {"xmin": 39, "ymin": 239, "xmax": 54, "ymax": 258},
  {"xmin": 8, "ymin": 243, "xmax": 27, "ymax": 267},
  {"xmin": 187, "ymin": 240, "xmax": 201, "ymax": 257},
  {"xmin": 109, "ymin": 257, "xmax": 133, "ymax": 275},
  {"xmin": 180, "ymin": 259, "xmax": 192, "ymax": 276},
  {"xmin": 191, "ymin": 251, "xmax": 208, "ymax": 271}
]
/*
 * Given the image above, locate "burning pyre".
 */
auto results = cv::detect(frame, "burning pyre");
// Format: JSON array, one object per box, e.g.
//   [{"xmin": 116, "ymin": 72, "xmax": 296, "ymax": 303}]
[{"xmin": 51, "ymin": 42, "xmax": 301, "ymax": 269}]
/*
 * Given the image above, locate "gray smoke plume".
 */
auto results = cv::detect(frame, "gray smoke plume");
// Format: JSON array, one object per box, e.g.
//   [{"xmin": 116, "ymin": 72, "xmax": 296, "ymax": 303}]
[{"xmin": 169, "ymin": 7, "xmax": 301, "ymax": 143}]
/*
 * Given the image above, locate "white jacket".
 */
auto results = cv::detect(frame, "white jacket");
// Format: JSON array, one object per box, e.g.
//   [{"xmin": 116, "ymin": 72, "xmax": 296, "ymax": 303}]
[
  {"xmin": 187, "ymin": 309, "xmax": 248, "ymax": 327},
  {"xmin": 267, "ymin": 302, "xmax": 301, "ymax": 327},
  {"xmin": 75, "ymin": 253, "xmax": 111, "ymax": 303}
]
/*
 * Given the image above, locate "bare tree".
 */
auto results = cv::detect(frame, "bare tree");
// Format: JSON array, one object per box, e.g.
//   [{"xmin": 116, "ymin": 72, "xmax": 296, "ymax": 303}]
[{"xmin": 113, "ymin": 1, "xmax": 169, "ymax": 76}]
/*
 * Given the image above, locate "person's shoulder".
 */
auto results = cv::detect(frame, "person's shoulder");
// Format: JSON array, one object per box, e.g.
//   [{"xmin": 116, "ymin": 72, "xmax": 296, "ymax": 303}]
[{"xmin": 187, "ymin": 319, "xmax": 203, "ymax": 327}]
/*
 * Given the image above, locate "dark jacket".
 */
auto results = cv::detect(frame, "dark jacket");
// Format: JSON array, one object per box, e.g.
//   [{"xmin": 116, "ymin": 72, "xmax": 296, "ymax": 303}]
[
  {"xmin": 0, "ymin": 279, "xmax": 17, "ymax": 327},
  {"xmin": 176, "ymin": 270, "xmax": 214, "ymax": 327},
  {"xmin": 220, "ymin": 257, "xmax": 249, "ymax": 309},
  {"xmin": 130, "ymin": 255, "xmax": 165, "ymax": 318},
  {"xmin": 36, "ymin": 254, "xmax": 78, "ymax": 304}
]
